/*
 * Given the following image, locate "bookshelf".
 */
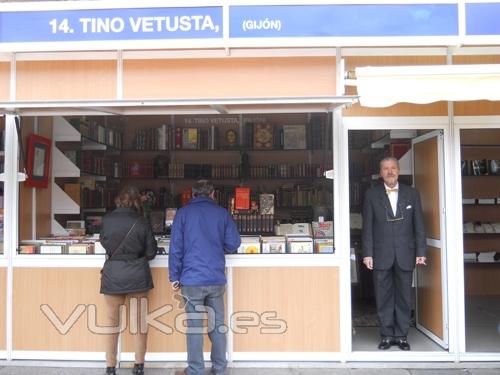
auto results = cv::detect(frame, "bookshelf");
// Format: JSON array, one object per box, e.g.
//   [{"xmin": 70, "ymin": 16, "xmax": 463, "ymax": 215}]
[
  {"xmin": 460, "ymin": 129, "xmax": 500, "ymax": 260},
  {"xmin": 43, "ymin": 113, "xmax": 334, "ymax": 252},
  {"xmin": 52, "ymin": 116, "xmax": 124, "ymax": 235}
]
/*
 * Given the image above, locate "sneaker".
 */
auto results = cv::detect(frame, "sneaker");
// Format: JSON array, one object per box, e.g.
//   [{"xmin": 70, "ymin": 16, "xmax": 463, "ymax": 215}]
[
  {"xmin": 105, "ymin": 367, "xmax": 116, "ymax": 375},
  {"xmin": 132, "ymin": 363, "xmax": 144, "ymax": 375}
]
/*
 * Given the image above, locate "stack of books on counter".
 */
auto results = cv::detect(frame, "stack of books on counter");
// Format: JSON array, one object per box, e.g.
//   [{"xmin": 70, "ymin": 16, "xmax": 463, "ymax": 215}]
[
  {"xmin": 237, "ymin": 235, "xmax": 261, "ymax": 254},
  {"xmin": 312, "ymin": 221, "xmax": 334, "ymax": 253},
  {"xmin": 274, "ymin": 222, "xmax": 314, "ymax": 253},
  {"xmin": 18, "ymin": 235, "xmax": 96, "ymax": 254}
]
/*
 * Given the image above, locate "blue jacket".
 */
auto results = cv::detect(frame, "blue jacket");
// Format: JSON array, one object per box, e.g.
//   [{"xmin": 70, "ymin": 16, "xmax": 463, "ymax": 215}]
[{"xmin": 168, "ymin": 196, "xmax": 241, "ymax": 286}]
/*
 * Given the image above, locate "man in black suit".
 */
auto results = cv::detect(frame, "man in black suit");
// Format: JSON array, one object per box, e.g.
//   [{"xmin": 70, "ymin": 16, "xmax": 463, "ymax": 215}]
[{"xmin": 362, "ymin": 156, "xmax": 427, "ymax": 351}]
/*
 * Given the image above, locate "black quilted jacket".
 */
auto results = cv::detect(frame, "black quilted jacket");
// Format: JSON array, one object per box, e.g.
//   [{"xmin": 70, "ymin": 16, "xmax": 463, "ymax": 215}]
[{"xmin": 99, "ymin": 207, "xmax": 157, "ymax": 294}]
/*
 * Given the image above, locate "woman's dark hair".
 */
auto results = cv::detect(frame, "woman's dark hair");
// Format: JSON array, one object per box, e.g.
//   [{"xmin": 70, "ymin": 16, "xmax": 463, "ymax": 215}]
[
  {"xmin": 192, "ymin": 179, "xmax": 214, "ymax": 197},
  {"xmin": 115, "ymin": 185, "xmax": 141, "ymax": 212}
]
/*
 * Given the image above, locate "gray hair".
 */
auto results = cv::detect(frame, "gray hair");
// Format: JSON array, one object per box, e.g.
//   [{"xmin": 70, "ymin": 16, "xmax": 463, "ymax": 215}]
[
  {"xmin": 379, "ymin": 156, "xmax": 400, "ymax": 170},
  {"xmin": 192, "ymin": 179, "xmax": 214, "ymax": 197}
]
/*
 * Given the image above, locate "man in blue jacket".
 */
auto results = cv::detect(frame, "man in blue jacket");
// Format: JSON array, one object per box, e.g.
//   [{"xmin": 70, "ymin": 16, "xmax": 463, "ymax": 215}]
[{"xmin": 169, "ymin": 180, "xmax": 241, "ymax": 375}]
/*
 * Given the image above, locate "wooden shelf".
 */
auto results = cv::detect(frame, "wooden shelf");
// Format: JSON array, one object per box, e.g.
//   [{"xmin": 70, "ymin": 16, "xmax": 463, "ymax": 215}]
[{"xmin": 463, "ymin": 233, "xmax": 500, "ymax": 252}]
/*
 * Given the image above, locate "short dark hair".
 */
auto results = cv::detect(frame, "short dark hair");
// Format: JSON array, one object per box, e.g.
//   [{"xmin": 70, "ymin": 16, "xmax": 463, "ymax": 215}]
[
  {"xmin": 115, "ymin": 185, "xmax": 141, "ymax": 211},
  {"xmin": 192, "ymin": 179, "xmax": 214, "ymax": 197}
]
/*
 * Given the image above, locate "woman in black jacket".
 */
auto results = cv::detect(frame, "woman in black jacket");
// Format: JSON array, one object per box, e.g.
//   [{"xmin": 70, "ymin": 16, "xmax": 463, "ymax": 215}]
[{"xmin": 100, "ymin": 186, "xmax": 157, "ymax": 375}]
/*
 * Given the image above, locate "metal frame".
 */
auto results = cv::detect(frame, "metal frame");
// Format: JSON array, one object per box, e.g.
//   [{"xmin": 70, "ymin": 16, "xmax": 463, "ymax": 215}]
[
  {"xmin": 341, "ymin": 116, "xmax": 458, "ymax": 362},
  {"xmin": 412, "ymin": 130, "xmax": 449, "ymax": 350}
]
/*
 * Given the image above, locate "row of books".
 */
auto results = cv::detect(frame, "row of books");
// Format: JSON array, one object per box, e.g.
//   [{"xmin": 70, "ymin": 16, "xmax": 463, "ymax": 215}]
[
  {"xmin": 238, "ymin": 235, "xmax": 334, "ymax": 254},
  {"xmin": 81, "ymin": 151, "xmax": 109, "ymax": 176},
  {"xmin": 232, "ymin": 214, "xmax": 275, "ymax": 234},
  {"xmin": 81, "ymin": 186, "xmax": 118, "ymax": 210},
  {"xmin": 245, "ymin": 119, "xmax": 333, "ymax": 151},
  {"xmin": 70, "ymin": 118, "xmax": 123, "ymax": 149},
  {"xmin": 168, "ymin": 163, "xmax": 240, "ymax": 179},
  {"xmin": 134, "ymin": 125, "xmax": 170, "ymax": 151},
  {"xmin": 461, "ymin": 159, "xmax": 500, "ymax": 176},
  {"xmin": 462, "ymin": 198, "xmax": 500, "ymax": 205},
  {"xmin": 275, "ymin": 185, "xmax": 328, "ymax": 208},
  {"xmin": 113, "ymin": 161, "xmax": 327, "ymax": 180},
  {"xmin": 18, "ymin": 237, "xmax": 99, "ymax": 255},
  {"xmin": 160, "ymin": 121, "xmax": 333, "ymax": 151},
  {"xmin": 463, "ymin": 221, "xmax": 500, "ymax": 234},
  {"xmin": 464, "ymin": 251, "xmax": 500, "ymax": 263},
  {"xmin": 248, "ymin": 163, "xmax": 327, "ymax": 179}
]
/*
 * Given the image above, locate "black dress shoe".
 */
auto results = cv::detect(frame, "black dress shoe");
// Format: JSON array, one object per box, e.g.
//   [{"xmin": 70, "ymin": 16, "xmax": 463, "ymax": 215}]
[
  {"xmin": 397, "ymin": 337, "xmax": 411, "ymax": 351},
  {"xmin": 378, "ymin": 337, "xmax": 392, "ymax": 350},
  {"xmin": 105, "ymin": 367, "xmax": 116, "ymax": 375},
  {"xmin": 132, "ymin": 363, "xmax": 144, "ymax": 375}
]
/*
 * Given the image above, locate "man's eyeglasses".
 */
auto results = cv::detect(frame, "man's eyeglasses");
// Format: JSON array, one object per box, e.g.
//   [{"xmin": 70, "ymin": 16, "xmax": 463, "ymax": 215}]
[{"xmin": 386, "ymin": 205, "xmax": 404, "ymax": 222}]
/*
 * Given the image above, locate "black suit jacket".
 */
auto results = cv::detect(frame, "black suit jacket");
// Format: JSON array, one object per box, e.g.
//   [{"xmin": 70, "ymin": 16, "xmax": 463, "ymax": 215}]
[{"xmin": 362, "ymin": 183, "xmax": 427, "ymax": 271}]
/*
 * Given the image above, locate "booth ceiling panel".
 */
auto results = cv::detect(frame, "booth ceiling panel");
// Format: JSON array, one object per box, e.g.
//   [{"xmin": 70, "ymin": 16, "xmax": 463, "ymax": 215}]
[{"xmin": 0, "ymin": 97, "xmax": 357, "ymax": 116}]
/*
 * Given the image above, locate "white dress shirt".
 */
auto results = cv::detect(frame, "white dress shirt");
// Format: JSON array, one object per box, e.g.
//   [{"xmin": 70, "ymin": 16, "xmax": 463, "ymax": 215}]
[{"xmin": 385, "ymin": 183, "xmax": 399, "ymax": 216}]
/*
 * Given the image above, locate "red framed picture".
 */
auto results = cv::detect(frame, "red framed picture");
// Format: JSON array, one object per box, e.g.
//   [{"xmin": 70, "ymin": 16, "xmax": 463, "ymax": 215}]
[{"xmin": 25, "ymin": 134, "xmax": 51, "ymax": 188}]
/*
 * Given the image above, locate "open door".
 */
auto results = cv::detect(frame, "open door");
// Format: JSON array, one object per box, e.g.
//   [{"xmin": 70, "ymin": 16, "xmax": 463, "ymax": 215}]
[{"xmin": 413, "ymin": 130, "xmax": 449, "ymax": 349}]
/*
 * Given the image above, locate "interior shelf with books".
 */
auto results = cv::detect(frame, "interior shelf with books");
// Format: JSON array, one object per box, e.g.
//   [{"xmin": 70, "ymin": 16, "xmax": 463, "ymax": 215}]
[
  {"xmin": 32, "ymin": 112, "xmax": 336, "ymax": 256},
  {"xmin": 461, "ymin": 129, "xmax": 500, "ymax": 261},
  {"xmin": 51, "ymin": 116, "xmax": 124, "ymax": 236}
]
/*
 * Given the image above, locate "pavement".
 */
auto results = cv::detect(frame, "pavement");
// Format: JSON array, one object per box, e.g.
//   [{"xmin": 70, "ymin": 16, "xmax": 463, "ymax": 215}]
[{"xmin": 1, "ymin": 365, "xmax": 500, "ymax": 375}]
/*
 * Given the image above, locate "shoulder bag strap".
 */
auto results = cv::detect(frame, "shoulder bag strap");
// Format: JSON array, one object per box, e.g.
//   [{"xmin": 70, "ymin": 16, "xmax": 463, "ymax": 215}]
[{"xmin": 108, "ymin": 218, "xmax": 140, "ymax": 260}]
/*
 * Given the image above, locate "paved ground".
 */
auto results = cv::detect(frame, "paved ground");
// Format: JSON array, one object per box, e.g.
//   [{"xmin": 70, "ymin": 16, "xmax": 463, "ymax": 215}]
[{"xmin": 0, "ymin": 366, "xmax": 500, "ymax": 375}]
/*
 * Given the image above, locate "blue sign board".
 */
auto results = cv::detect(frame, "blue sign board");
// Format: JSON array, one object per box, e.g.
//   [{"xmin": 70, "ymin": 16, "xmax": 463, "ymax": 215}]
[
  {"xmin": 0, "ymin": 7, "xmax": 223, "ymax": 43},
  {"xmin": 229, "ymin": 4, "xmax": 458, "ymax": 38},
  {"xmin": 466, "ymin": 2, "xmax": 500, "ymax": 35},
  {"xmin": 1, "ymin": 2, "xmax": 499, "ymax": 48}
]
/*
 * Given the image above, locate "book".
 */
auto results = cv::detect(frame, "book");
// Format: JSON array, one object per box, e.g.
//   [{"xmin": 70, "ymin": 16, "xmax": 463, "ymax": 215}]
[
  {"xmin": 259, "ymin": 194, "xmax": 275, "ymax": 215},
  {"xmin": 183, "ymin": 128, "xmax": 199, "ymax": 149},
  {"xmin": 40, "ymin": 243, "xmax": 65, "ymax": 254},
  {"xmin": 64, "ymin": 183, "xmax": 81, "ymax": 205},
  {"xmin": 471, "ymin": 159, "xmax": 487, "ymax": 175},
  {"xmin": 290, "ymin": 223, "xmax": 312, "ymax": 236},
  {"xmin": 253, "ymin": 123, "xmax": 273, "ymax": 149},
  {"xmin": 286, "ymin": 235, "xmax": 313, "ymax": 253},
  {"xmin": 314, "ymin": 238, "xmax": 334, "ymax": 253},
  {"xmin": 67, "ymin": 243, "xmax": 90, "ymax": 254},
  {"xmin": 237, "ymin": 236, "xmax": 261, "ymax": 254},
  {"xmin": 283, "ymin": 124, "xmax": 306, "ymax": 150},
  {"xmin": 150, "ymin": 210, "xmax": 166, "ymax": 234},
  {"xmin": 66, "ymin": 220, "xmax": 85, "ymax": 229},
  {"xmin": 261, "ymin": 236, "xmax": 286, "ymax": 254},
  {"xmin": 312, "ymin": 221, "xmax": 333, "ymax": 238},
  {"xmin": 18, "ymin": 240, "xmax": 42, "ymax": 254},
  {"xmin": 235, "ymin": 187, "xmax": 251, "ymax": 210},
  {"xmin": 165, "ymin": 208, "xmax": 177, "ymax": 228},
  {"xmin": 478, "ymin": 198, "xmax": 496, "ymax": 204}
]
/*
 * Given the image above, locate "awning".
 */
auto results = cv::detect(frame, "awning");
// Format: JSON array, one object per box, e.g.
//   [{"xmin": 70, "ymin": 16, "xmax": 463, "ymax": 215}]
[
  {"xmin": 0, "ymin": 96, "xmax": 358, "ymax": 116},
  {"xmin": 354, "ymin": 64, "xmax": 500, "ymax": 108}
]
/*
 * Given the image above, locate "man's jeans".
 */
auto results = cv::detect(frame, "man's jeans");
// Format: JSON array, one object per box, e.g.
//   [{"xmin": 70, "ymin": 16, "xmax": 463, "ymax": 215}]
[{"xmin": 181, "ymin": 285, "xmax": 226, "ymax": 375}]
